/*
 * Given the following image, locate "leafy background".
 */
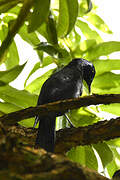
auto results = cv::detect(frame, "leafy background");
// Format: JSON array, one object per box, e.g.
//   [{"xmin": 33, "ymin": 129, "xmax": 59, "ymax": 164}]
[{"xmin": 0, "ymin": 0, "xmax": 120, "ymax": 178}]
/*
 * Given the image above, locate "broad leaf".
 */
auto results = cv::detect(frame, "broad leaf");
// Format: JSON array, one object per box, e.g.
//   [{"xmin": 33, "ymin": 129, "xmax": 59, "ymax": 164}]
[
  {"xmin": 0, "ymin": 0, "xmax": 21, "ymax": 13},
  {"xmin": 93, "ymin": 59, "xmax": 120, "ymax": 76},
  {"xmin": 25, "ymin": 69, "xmax": 55, "ymax": 94},
  {"xmin": 100, "ymin": 103, "xmax": 120, "ymax": 116},
  {"xmin": 57, "ymin": 0, "xmax": 78, "ymax": 37},
  {"xmin": 5, "ymin": 40, "xmax": 19, "ymax": 69},
  {"xmin": 0, "ymin": 85, "xmax": 37, "ymax": 108},
  {"xmin": 19, "ymin": 24, "xmax": 40, "ymax": 46},
  {"xmin": 35, "ymin": 42, "xmax": 70, "ymax": 59},
  {"xmin": 28, "ymin": 0, "xmax": 50, "ymax": 32},
  {"xmin": 0, "ymin": 102, "xmax": 22, "ymax": 114},
  {"xmin": 85, "ymin": 13, "xmax": 112, "ymax": 34},
  {"xmin": 93, "ymin": 143, "xmax": 113, "ymax": 168},
  {"xmin": 92, "ymin": 72, "xmax": 120, "ymax": 90},
  {"xmin": 68, "ymin": 107, "xmax": 99, "ymax": 127},
  {"xmin": 107, "ymin": 148, "xmax": 120, "ymax": 178},
  {"xmin": 67, "ymin": 146, "xmax": 98, "ymax": 171},
  {"xmin": 46, "ymin": 14, "xmax": 58, "ymax": 44},
  {"xmin": 76, "ymin": 19, "xmax": 102, "ymax": 43},
  {"xmin": 0, "ymin": 62, "xmax": 26, "ymax": 84},
  {"xmin": 24, "ymin": 62, "xmax": 40, "ymax": 87},
  {"xmin": 87, "ymin": 41, "xmax": 120, "ymax": 60}
]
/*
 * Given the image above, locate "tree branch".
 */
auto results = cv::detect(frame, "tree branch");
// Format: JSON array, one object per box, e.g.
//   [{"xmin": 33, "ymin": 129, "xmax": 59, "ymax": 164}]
[
  {"xmin": 0, "ymin": 124, "xmax": 109, "ymax": 180},
  {"xmin": 7, "ymin": 116, "xmax": 120, "ymax": 154},
  {"xmin": 0, "ymin": 94, "xmax": 120, "ymax": 125},
  {"xmin": 0, "ymin": 0, "xmax": 33, "ymax": 62}
]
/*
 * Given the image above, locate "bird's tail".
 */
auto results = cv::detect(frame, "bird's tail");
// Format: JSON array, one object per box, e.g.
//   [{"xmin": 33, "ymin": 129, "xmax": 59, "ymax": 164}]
[{"xmin": 35, "ymin": 115, "xmax": 56, "ymax": 152}]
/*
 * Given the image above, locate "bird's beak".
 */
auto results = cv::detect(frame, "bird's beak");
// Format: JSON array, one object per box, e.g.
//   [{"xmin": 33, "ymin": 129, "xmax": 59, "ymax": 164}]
[{"xmin": 88, "ymin": 85, "xmax": 91, "ymax": 94}]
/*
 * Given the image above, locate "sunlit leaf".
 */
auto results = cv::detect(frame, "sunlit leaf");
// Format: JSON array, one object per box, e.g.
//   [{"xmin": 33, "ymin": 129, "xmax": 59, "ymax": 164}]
[
  {"xmin": 68, "ymin": 107, "xmax": 99, "ymax": 127},
  {"xmin": 66, "ymin": 0, "xmax": 78, "ymax": 34},
  {"xmin": 19, "ymin": 24, "xmax": 40, "ymax": 46},
  {"xmin": 100, "ymin": 103, "xmax": 120, "ymax": 116},
  {"xmin": 67, "ymin": 146, "xmax": 98, "ymax": 170},
  {"xmin": 57, "ymin": 0, "xmax": 78, "ymax": 37},
  {"xmin": 0, "ymin": 85, "xmax": 37, "ymax": 108},
  {"xmin": 0, "ymin": 62, "xmax": 26, "ymax": 84},
  {"xmin": 92, "ymin": 72, "xmax": 120, "ymax": 90},
  {"xmin": 25, "ymin": 69, "xmax": 55, "ymax": 94},
  {"xmin": 85, "ymin": 13, "xmax": 112, "ymax": 34},
  {"xmin": 107, "ymin": 148, "xmax": 120, "ymax": 178},
  {"xmin": 24, "ymin": 62, "xmax": 40, "ymax": 87},
  {"xmin": 0, "ymin": 0, "xmax": 21, "ymax": 13},
  {"xmin": 93, "ymin": 59, "xmax": 120, "ymax": 76},
  {"xmin": 93, "ymin": 143, "xmax": 113, "ymax": 168},
  {"xmin": 28, "ymin": 0, "xmax": 50, "ymax": 32},
  {"xmin": 87, "ymin": 41, "xmax": 120, "ymax": 60},
  {"xmin": 0, "ymin": 101, "xmax": 22, "ymax": 113},
  {"xmin": 5, "ymin": 40, "xmax": 19, "ymax": 69},
  {"xmin": 76, "ymin": 19, "xmax": 102, "ymax": 43}
]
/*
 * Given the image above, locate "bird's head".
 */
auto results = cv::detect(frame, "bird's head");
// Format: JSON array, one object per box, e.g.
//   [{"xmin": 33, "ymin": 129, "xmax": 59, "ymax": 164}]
[
  {"xmin": 70, "ymin": 58, "xmax": 96, "ymax": 93},
  {"xmin": 82, "ymin": 59, "xmax": 96, "ymax": 93}
]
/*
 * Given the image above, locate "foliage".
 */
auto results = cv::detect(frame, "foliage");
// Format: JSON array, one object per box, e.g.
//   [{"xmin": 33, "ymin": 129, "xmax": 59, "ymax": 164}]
[{"xmin": 0, "ymin": 0, "xmax": 120, "ymax": 178}]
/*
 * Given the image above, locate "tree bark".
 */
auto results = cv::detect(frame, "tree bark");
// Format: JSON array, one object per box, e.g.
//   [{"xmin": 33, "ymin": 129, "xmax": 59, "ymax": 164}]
[{"xmin": 0, "ymin": 123, "xmax": 109, "ymax": 180}]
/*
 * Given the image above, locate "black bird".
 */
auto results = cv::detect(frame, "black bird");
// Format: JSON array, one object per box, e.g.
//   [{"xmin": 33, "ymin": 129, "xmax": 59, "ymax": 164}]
[
  {"xmin": 112, "ymin": 170, "xmax": 120, "ymax": 180},
  {"xmin": 34, "ymin": 58, "xmax": 95, "ymax": 152}
]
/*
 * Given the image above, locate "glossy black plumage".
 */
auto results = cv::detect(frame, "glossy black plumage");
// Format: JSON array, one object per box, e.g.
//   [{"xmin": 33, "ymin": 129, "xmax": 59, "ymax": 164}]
[{"xmin": 34, "ymin": 58, "xmax": 95, "ymax": 152}]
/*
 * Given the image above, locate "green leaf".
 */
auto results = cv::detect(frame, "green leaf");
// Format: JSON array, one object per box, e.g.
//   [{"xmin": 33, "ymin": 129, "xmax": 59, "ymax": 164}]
[
  {"xmin": 35, "ymin": 42, "xmax": 70, "ymax": 59},
  {"xmin": 25, "ymin": 69, "xmax": 55, "ymax": 94},
  {"xmin": 37, "ymin": 23, "xmax": 48, "ymax": 40},
  {"xmin": 0, "ymin": 85, "xmax": 37, "ymax": 108},
  {"xmin": 107, "ymin": 148, "xmax": 120, "ymax": 178},
  {"xmin": 87, "ymin": 41, "xmax": 120, "ymax": 60},
  {"xmin": 100, "ymin": 103, "xmax": 120, "ymax": 116},
  {"xmin": 57, "ymin": 0, "xmax": 78, "ymax": 37},
  {"xmin": 36, "ymin": 42, "xmax": 58, "ymax": 56},
  {"xmin": 67, "ymin": 146, "xmax": 98, "ymax": 170},
  {"xmin": 79, "ymin": 39, "xmax": 97, "ymax": 51},
  {"xmin": 93, "ymin": 59, "xmax": 120, "ymax": 76},
  {"xmin": 24, "ymin": 62, "xmax": 40, "ymax": 87},
  {"xmin": 57, "ymin": 0, "xmax": 69, "ymax": 37},
  {"xmin": 66, "ymin": 0, "xmax": 78, "ymax": 34},
  {"xmin": 5, "ymin": 40, "xmax": 19, "ymax": 69},
  {"xmin": 92, "ymin": 72, "xmax": 120, "ymax": 90},
  {"xmin": 46, "ymin": 13, "xmax": 58, "ymax": 44},
  {"xmin": 42, "ymin": 56, "xmax": 53, "ymax": 67},
  {"xmin": 0, "ymin": 0, "xmax": 21, "ymax": 13},
  {"xmin": 68, "ymin": 107, "xmax": 99, "ymax": 127},
  {"xmin": 86, "ymin": 0, "xmax": 92, "ymax": 12},
  {"xmin": 85, "ymin": 13, "xmax": 112, "ymax": 34},
  {"xmin": 76, "ymin": 19, "xmax": 102, "ymax": 43},
  {"xmin": 93, "ymin": 143, "xmax": 113, "ymax": 168},
  {"xmin": 0, "ymin": 102, "xmax": 22, "ymax": 113},
  {"xmin": 107, "ymin": 138, "xmax": 120, "ymax": 148},
  {"xmin": 28, "ymin": 0, "xmax": 50, "ymax": 32},
  {"xmin": 0, "ymin": 62, "xmax": 26, "ymax": 84},
  {"xmin": 19, "ymin": 24, "xmax": 40, "ymax": 46}
]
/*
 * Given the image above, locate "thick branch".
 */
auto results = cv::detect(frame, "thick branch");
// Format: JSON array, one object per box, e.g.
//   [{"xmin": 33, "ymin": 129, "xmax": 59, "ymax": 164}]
[
  {"xmin": 7, "ymin": 117, "xmax": 120, "ymax": 153},
  {"xmin": 0, "ymin": 94, "xmax": 120, "ymax": 125},
  {"xmin": 0, "ymin": 124, "xmax": 109, "ymax": 180},
  {"xmin": 55, "ymin": 117, "xmax": 120, "ymax": 153}
]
